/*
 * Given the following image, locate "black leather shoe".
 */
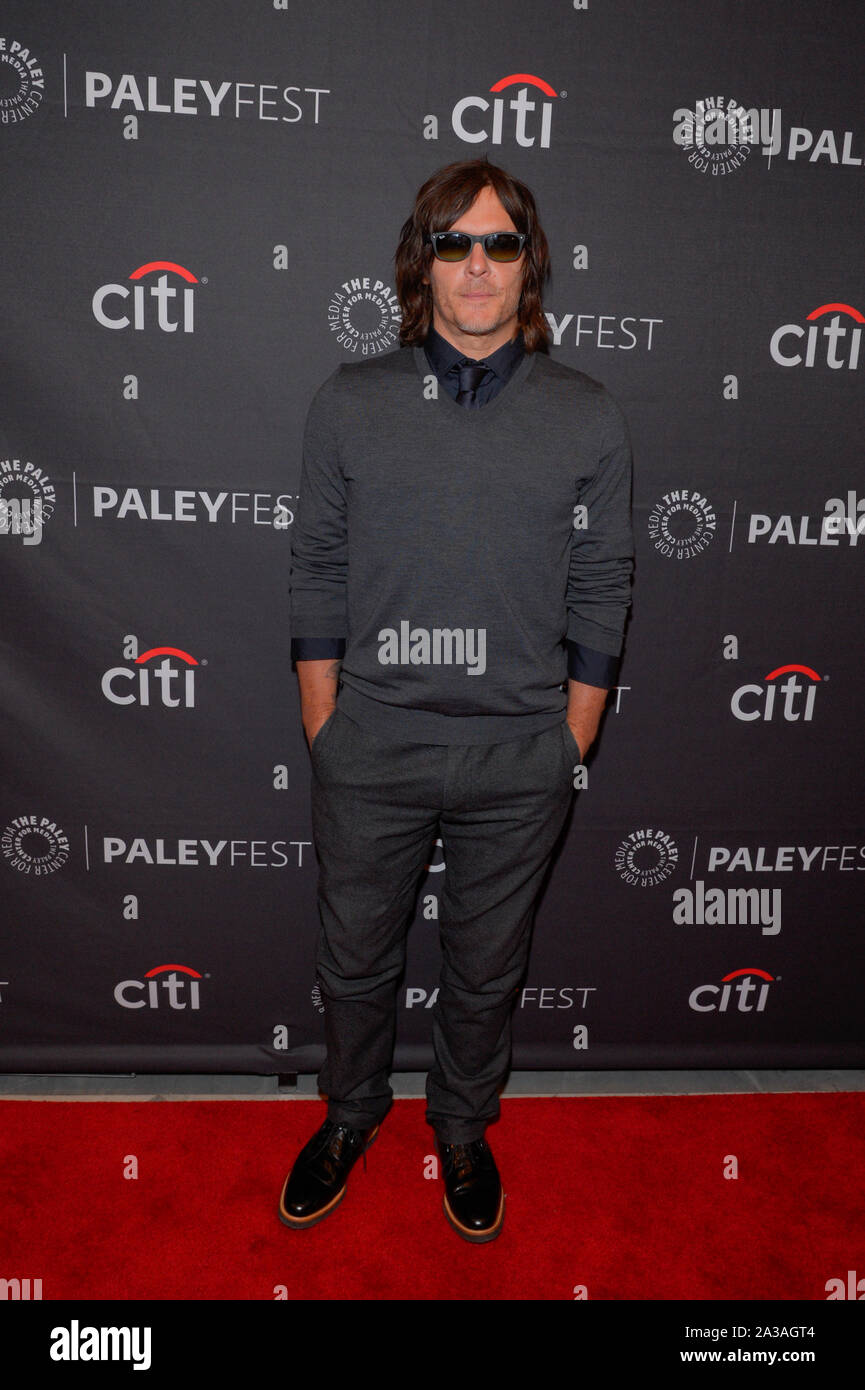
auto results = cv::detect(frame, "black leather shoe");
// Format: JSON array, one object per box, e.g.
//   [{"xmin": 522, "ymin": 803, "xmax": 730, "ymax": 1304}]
[
  {"xmin": 278, "ymin": 1118, "xmax": 379, "ymax": 1228},
  {"xmin": 439, "ymin": 1138, "xmax": 505, "ymax": 1243}
]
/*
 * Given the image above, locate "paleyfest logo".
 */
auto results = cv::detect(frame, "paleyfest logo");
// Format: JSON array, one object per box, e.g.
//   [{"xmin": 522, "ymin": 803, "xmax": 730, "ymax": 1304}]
[
  {"xmin": 0, "ymin": 37, "xmax": 44, "ymax": 125},
  {"xmin": 83, "ymin": 69, "xmax": 329, "ymax": 125},
  {"xmin": 747, "ymin": 490, "xmax": 865, "ymax": 548},
  {"xmin": 90, "ymin": 483, "xmax": 295, "ymax": 529}
]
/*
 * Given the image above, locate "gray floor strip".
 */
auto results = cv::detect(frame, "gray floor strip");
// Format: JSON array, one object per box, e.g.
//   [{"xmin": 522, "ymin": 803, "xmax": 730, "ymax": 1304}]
[{"xmin": 0, "ymin": 1070, "xmax": 863, "ymax": 1099}]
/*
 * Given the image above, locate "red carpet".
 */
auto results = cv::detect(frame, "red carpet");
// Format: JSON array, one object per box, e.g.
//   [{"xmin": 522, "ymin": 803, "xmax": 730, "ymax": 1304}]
[{"xmin": 2, "ymin": 1093, "xmax": 863, "ymax": 1300}]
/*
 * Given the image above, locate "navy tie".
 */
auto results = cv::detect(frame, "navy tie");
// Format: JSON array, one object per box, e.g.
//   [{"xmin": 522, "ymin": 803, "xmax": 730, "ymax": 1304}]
[{"xmin": 455, "ymin": 361, "xmax": 489, "ymax": 408}]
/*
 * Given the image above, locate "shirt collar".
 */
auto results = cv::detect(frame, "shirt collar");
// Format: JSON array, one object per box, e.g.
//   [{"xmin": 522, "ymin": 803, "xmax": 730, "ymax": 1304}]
[{"xmin": 424, "ymin": 324, "xmax": 525, "ymax": 382}]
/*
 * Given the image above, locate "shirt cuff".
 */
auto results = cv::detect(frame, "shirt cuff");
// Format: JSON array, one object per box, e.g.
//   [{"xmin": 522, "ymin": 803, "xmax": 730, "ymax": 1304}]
[
  {"xmin": 566, "ymin": 640, "xmax": 620, "ymax": 689},
  {"xmin": 290, "ymin": 637, "xmax": 346, "ymax": 661}
]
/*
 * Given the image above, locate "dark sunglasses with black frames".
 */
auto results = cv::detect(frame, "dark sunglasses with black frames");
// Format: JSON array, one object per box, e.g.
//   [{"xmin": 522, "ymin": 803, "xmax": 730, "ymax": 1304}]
[{"xmin": 426, "ymin": 230, "xmax": 528, "ymax": 263}]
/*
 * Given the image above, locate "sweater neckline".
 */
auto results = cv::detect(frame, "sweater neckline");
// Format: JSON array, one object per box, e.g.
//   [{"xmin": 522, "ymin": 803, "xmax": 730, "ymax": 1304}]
[{"xmin": 411, "ymin": 343, "xmax": 536, "ymax": 420}]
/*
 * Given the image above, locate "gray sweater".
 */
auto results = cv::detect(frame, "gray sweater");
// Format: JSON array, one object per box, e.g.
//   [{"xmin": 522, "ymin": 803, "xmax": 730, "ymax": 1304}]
[{"xmin": 289, "ymin": 343, "xmax": 634, "ymax": 744}]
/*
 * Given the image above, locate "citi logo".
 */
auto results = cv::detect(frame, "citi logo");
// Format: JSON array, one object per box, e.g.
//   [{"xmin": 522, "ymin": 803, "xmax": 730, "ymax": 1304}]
[
  {"xmin": 688, "ymin": 968, "xmax": 776, "ymax": 1013},
  {"xmin": 731, "ymin": 664, "xmax": 822, "ymax": 722},
  {"xmin": 114, "ymin": 963, "xmax": 202, "ymax": 1010},
  {"xmin": 450, "ymin": 73, "xmax": 557, "ymax": 149},
  {"xmin": 770, "ymin": 302, "xmax": 863, "ymax": 370},
  {"xmin": 92, "ymin": 260, "xmax": 199, "ymax": 333},
  {"xmin": 102, "ymin": 637, "xmax": 201, "ymax": 708}
]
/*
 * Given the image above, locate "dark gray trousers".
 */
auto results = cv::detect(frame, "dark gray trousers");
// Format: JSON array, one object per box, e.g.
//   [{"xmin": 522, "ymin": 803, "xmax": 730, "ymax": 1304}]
[{"xmin": 309, "ymin": 704, "xmax": 579, "ymax": 1144}]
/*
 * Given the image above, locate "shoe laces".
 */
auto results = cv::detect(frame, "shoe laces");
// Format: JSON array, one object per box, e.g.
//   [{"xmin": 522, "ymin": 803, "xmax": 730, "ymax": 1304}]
[
  {"xmin": 321, "ymin": 1120, "xmax": 363, "ymax": 1160},
  {"xmin": 443, "ymin": 1139, "xmax": 486, "ymax": 1181}
]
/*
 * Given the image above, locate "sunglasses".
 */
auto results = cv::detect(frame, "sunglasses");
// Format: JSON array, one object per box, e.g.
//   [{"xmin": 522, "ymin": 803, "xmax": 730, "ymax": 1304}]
[{"xmin": 427, "ymin": 231, "xmax": 527, "ymax": 263}]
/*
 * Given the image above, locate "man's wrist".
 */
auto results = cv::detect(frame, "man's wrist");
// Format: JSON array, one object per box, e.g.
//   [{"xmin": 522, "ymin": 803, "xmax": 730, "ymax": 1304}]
[
  {"xmin": 303, "ymin": 704, "xmax": 337, "ymax": 746},
  {"xmin": 566, "ymin": 679, "xmax": 609, "ymax": 759},
  {"xmin": 303, "ymin": 700, "xmax": 337, "ymax": 724}
]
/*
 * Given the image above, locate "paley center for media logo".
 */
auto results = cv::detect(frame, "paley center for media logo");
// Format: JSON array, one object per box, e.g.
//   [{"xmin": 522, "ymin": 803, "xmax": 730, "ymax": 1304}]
[
  {"xmin": 615, "ymin": 828, "xmax": 679, "ymax": 886},
  {"xmin": 0, "ymin": 37, "xmax": 44, "ymax": 125},
  {"xmin": 114, "ymin": 963, "xmax": 203, "ymax": 1010},
  {"xmin": 425, "ymin": 73, "xmax": 560, "ymax": 149},
  {"xmin": 673, "ymin": 97, "xmax": 773, "ymax": 174},
  {"xmin": 92, "ymin": 260, "xmax": 201, "ymax": 334},
  {"xmin": 770, "ymin": 302, "xmax": 863, "ymax": 371},
  {"xmin": 0, "ymin": 455, "xmax": 56, "ymax": 547},
  {"xmin": 101, "ymin": 637, "xmax": 203, "ymax": 709},
  {"xmin": 731, "ymin": 663, "xmax": 824, "ymax": 723},
  {"xmin": 648, "ymin": 488, "xmax": 716, "ymax": 560},
  {"xmin": 327, "ymin": 275, "xmax": 401, "ymax": 357},
  {"xmin": 2, "ymin": 816, "xmax": 69, "ymax": 875},
  {"xmin": 674, "ymin": 97, "xmax": 863, "ymax": 174}
]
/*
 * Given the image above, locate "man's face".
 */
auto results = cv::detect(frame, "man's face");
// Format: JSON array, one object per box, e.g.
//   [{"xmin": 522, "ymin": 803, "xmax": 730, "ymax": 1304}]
[{"xmin": 424, "ymin": 185, "xmax": 525, "ymax": 356}]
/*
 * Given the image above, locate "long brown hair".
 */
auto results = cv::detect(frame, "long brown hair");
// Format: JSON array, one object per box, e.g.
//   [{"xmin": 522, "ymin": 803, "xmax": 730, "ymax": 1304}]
[{"xmin": 395, "ymin": 158, "xmax": 550, "ymax": 352}]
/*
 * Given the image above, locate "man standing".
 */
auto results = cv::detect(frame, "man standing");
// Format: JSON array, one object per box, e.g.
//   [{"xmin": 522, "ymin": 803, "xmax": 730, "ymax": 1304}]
[{"xmin": 280, "ymin": 158, "xmax": 634, "ymax": 1242}]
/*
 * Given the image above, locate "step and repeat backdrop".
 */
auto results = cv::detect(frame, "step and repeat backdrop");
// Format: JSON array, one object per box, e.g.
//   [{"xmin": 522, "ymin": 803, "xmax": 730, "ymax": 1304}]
[{"xmin": 1, "ymin": 1, "xmax": 862, "ymax": 1073}]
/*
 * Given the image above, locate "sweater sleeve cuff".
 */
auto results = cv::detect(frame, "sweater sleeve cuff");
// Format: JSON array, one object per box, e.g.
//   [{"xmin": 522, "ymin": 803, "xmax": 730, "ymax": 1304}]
[
  {"xmin": 566, "ymin": 640, "xmax": 619, "ymax": 689},
  {"xmin": 290, "ymin": 637, "xmax": 346, "ymax": 661}
]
